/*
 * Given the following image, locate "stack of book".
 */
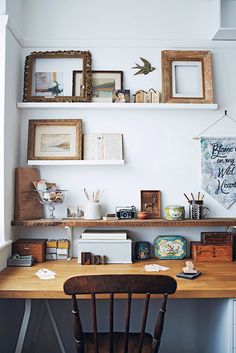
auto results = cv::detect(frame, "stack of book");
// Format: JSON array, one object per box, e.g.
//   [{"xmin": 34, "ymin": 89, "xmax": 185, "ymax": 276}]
[
  {"xmin": 77, "ymin": 230, "xmax": 132, "ymax": 263},
  {"xmin": 81, "ymin": 229, "xmax": 127, "ymax": 240}
]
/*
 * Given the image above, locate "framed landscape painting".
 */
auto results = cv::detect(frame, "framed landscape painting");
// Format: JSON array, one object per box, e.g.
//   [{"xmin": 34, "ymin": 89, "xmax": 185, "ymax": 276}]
[
  {"xmin": 28, "ymin": 119, "xmax": 82, "ymax": 160},
  {"xmin": 73, "ymin": 70, "xmax": 123, "ymax": 102}
]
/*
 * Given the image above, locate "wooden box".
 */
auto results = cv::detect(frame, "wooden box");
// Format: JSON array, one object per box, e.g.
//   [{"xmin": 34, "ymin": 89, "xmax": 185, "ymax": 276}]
[
  {"xmin": 201, "ymin": 232, "xmax": 233, "ymax": 245},
  {"xmin": 12, "ymin": 239, "xmax": 46, "ymax": 263},
  {"xmin": 190, "ymin": 241, "xmax": 232, "ymax": 262}
]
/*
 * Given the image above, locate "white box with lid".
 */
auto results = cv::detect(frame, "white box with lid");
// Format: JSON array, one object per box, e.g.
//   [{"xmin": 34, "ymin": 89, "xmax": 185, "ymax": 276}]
[{"xmin": 77, "ymin": 239, "xmax": 132, "ymax": 263}]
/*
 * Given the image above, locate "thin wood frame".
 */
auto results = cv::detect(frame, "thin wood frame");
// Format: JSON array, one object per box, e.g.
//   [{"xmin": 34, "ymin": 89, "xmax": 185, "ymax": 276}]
[
  {"xmin": 28, "ymin": 119, "xmax": 82, "ymax": 160},
  {"xmin": 73, "ymin": 70, "xmax": 123, "ymax": 102},
  {"xmin": 141, "ymin": 190, "xmax": 161, "ymax": 218},
  {"xmin": 23, "ymin": 50, "xmax": 92, "ymax": 102},
  {"xmin": 161, "ymin": 50, "xmax": 213, "ymax": 104}
]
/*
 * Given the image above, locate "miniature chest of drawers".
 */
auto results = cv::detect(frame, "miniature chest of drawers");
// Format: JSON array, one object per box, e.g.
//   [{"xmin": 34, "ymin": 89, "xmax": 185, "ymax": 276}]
[{"xmin": 190, "ymin": 241, "xmax": 233, "ymax": 262}]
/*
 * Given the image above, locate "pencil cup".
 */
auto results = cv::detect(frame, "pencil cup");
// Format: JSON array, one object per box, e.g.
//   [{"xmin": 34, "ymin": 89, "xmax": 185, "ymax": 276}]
[
  {"xmin": 84, "ymin": 200, "xmax": 101, "ymax": 220},
  {"xmin": 189, "ymin": 200, "xmax": 209, "ymax": 220}
]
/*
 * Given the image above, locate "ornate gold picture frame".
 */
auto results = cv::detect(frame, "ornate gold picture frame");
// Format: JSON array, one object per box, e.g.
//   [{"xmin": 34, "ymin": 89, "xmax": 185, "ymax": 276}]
[
  {"xmin": 161, "ymin": 50, "xmax": 213, "ymax": 104},
  {"xmin": 23, "ymin": 50, "xmax": 92, "ymax": 102}
]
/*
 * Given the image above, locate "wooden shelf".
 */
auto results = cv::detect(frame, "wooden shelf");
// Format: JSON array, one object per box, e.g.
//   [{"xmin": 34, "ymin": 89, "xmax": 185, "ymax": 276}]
[
  {"xmin": 28, "ymin": 160, "xmax": 125, "ymax": 166},
  {"xmin": 17, "ymin": 102, "xmax": 218, "ymax": 111},
  {"xmin": 11, "ymin": 218, "xmax": 236, "ymax": 227}
]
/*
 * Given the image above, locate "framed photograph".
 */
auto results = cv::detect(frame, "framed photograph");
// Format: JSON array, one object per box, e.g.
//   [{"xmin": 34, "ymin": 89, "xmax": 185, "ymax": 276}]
[
  {"xmin": 140, "ymin": 190, "xmax": 161, "ymax": 218},
  {"xmin": 23, "ymin": 50, "xmax": 92, "ymax": 102},
  {"xmin": 28, "ymin": 119, "xmax": 82, "ymax": 160},
  {"xmin": 73, "ymin": 70, "xmax": 123, "ymax": 102},
  {"xmin": 161, "ymin": 50, "xmax": 213, "ymax": 103},
  {"xmin": 113, "ymin": 89, "xmax": 130, "ymax": 103}
]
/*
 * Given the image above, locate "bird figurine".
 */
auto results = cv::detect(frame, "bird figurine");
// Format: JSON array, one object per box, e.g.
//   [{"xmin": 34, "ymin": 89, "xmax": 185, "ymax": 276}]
[{"xmin": 132, "ymin": 57, "xmax": 156, "ymax": 75}]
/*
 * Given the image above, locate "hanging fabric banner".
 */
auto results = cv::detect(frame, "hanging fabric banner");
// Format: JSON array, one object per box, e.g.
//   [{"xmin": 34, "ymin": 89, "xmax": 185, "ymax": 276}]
[{"xmin": 201, "ymin": 137, "xmax": 236, "ymax": 208}]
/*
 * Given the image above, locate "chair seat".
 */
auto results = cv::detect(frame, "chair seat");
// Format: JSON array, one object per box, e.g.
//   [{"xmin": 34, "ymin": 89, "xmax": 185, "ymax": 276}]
[{"xmin": 83, "ymin": 332, "xmax": 153, "ymax": 353}]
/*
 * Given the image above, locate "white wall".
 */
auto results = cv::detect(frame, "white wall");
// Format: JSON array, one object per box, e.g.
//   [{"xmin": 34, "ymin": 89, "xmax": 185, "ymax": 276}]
[
  {"xmin": 6, "ymin": 0, "xmax": 23, "ymax": 37},
  {"xmin": 22, "ymin": 0, "xmax": 211, "ymax": 43}
]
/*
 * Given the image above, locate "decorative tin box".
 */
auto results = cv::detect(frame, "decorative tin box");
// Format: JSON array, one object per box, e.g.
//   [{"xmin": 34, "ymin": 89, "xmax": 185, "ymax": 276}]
[
  {"xmin": 154, "ymin": 236, "xmax": 186, "ymax": 259},
  {"xmin": 190, "ymin": 241, "xmax": 232, "ymax": 262},
  {"xmin": 164, "ymin": 205, "xmax": 185, "ymax": 221},
  {"xmin": 12, "ymin": 239, "xmax": 46, "ymax": 263}
]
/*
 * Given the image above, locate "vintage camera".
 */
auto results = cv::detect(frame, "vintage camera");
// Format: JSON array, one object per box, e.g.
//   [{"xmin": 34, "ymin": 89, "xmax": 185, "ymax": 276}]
[{"xmin": 116, "ymin": 206, "xmax": 136, "ymax": 219}]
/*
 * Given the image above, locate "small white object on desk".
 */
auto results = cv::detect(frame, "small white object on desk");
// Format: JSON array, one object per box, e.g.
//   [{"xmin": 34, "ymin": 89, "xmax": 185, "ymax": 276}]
[
  {"xmin": 183, "ymin": 261, "xmax": 197, "ymax": 274},
  {"xmin": 36, "ymin": 269, "xmax": 56, "ymax": 280},
  {"xmin": 144, "ymin": 264, "xmax": 170, "ymax": 272}
]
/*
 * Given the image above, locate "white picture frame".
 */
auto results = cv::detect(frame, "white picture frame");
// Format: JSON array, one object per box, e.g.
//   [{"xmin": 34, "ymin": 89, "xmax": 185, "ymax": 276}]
[{"xmin": 172, "ymin": 61, "xmax": 203, "ymax": 98}]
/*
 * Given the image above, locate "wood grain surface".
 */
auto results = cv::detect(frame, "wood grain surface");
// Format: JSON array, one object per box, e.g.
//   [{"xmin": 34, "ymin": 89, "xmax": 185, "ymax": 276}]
[{"xmin": 1, "ymin": 258, "xmax": 236, "ymax": 299}]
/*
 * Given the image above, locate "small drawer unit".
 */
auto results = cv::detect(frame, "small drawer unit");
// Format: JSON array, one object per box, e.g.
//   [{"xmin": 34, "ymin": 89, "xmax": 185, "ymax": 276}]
[
  {"xmin": 12, "ymin": 239, "xmax": 46, "ymax": 263},
  {"xmin": 190, "ymin": 241, "xmax": 232, "ymax": 262}
]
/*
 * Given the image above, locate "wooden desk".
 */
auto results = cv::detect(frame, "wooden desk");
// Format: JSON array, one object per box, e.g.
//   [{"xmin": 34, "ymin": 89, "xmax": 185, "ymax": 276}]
[{"xmin": 1, "ymin": 258, "xmax": 236, "ymax": 299}]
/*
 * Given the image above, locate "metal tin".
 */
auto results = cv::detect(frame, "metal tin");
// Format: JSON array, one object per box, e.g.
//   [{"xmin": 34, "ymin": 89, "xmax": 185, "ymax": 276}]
[
  {"xmin": 135, "ymin": 241, "xmax": 150, "ymax": 260},
  {"xmin": 164, "ymin": 205, "xmax": 185, "ymax": 221},
  {"xmin": 154, "ymin": 235, "xmax": 186, "ymax": 259}
]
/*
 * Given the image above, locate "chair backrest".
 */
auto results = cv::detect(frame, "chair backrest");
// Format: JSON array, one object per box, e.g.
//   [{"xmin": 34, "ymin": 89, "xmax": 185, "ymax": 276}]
[{"xmin": 63, "ymin": 274, "xmax": 177, "ymax": 353}]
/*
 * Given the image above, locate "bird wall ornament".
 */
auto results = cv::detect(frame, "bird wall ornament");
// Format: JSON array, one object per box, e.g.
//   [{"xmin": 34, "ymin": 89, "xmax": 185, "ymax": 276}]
[{"xmin": 132, "ymin": 57, "xmax": 156, "ymax": 75}]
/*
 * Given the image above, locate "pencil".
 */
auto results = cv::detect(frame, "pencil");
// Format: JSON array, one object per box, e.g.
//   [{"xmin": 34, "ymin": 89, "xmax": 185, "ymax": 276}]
[
  {"xmin": 191, "ymin": 193, "xmax": 195, "ymax": 201},
  {"xmin": 83, "ymin": 188, "xmax": 90, "ymax": 200},
  {"xmin": 183, "ymin": 193, "xmax": 190, "ymax": 202}
]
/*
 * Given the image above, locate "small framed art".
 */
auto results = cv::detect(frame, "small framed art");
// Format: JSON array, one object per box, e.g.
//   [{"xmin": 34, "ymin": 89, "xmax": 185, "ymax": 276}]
[
  {"xmin": 140, "ymin": 190, "xmax": 161, "ymax": 218},
  {"xmin": 27, "ymin": 119, "xmax": 82, "ymax": 160},
  {"xmin": 113, "ymin": 89, "xmax": 130, "ymax": 103},
  {"xmin": 73, "ymin": 70, "xmax": 123, "ymax": 102}
]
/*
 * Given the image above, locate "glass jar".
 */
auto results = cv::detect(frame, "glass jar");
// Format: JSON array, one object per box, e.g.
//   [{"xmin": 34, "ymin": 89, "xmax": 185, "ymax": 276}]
[{"xmin": 84, "ymin": 200, "xmax": 101, "ymax": 220}]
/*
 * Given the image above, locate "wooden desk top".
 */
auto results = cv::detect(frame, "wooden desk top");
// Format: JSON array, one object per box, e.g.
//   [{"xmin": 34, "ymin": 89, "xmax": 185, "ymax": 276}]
[{"xmin": 0, "ymin": 259, "xmax": 236, "ymax": 299}]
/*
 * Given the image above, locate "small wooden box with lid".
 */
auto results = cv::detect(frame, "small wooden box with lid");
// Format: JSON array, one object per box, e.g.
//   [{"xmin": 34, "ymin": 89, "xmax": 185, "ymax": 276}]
[{"xmin": 191, "ymin": 232, "xmax": 233, "ymax": 262}]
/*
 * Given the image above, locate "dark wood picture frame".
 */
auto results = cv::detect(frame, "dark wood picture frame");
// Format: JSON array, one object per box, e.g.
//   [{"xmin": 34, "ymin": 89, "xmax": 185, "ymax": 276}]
[
  {"xmin": 141, "ymin": 190, "xmax": 161, "ymax": 218},
  {"xmin": 23, "ymin": 50, "xmax": 92, "ymax": 102},
  {"xmin": 161, "ymin": 50, "xmax": 213, "ymax": 104},
  {"xmin": 27, "ymin": 119, "xmax": 82, "ymax": 160},
  {"xmin": 73, "ymin": 70, "xmax": 123, "ymax": 102}
]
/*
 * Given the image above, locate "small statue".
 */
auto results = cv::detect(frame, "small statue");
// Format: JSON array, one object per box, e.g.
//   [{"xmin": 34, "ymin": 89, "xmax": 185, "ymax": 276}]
[{"xmin": 183, "ymin": 261, "xmax": 197, "ymax": 274}]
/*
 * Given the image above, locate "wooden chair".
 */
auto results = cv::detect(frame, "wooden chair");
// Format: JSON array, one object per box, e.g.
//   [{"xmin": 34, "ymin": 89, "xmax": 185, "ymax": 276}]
[{"xmin": 63, "ymin": 274, "xmax": 177, "ymax": 353}]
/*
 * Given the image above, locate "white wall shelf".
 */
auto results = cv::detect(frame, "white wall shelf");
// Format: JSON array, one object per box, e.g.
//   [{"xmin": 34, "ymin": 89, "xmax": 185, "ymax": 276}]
[
  {"xmin": 17, "ymin": 102, "xmax": 218, "ymax": 111},
  {"xmin": 27, "ymin": 159, "xmax": 125, "ymax": 166}
]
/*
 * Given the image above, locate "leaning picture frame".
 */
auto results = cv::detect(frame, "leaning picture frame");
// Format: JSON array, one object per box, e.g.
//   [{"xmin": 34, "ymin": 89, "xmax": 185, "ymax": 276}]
[
  {"xmin": 27, "ymin": 119, "xmax": 82, "ymax": 160},
  {"xmin": 140, "ymin": 190, "xmax": 161, "ymax": 218},
  {"xmin": 23, "ymin": 50, "xmax": 92, "ymax": 102},
  {"xmin": 161, "ymin": 50, "xmax": 213, "ymax": 104},
  {"xmin": 73, "ymin": 70, "xmax": 123, "ymax": 102}
]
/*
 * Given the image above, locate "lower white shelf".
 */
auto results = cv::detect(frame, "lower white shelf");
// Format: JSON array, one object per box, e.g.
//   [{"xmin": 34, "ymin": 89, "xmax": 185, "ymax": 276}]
[{"xmin": 27, "ymin": 159, "xmax": 125, "ymax": 166}]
